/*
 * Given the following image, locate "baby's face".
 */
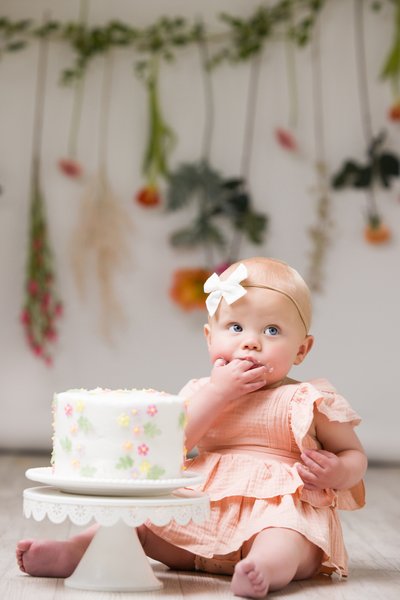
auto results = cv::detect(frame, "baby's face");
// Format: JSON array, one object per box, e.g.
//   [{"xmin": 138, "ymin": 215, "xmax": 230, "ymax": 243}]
[{"xmin": 204, "ymin": 287, "xmax": 311, "ymax": 386}]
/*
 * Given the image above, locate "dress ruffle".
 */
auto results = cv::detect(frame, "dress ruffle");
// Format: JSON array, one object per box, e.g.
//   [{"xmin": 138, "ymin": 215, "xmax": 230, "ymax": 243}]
[{"xmin": 290, "ymin": 380, "xmax": 365, "ymax": 510}]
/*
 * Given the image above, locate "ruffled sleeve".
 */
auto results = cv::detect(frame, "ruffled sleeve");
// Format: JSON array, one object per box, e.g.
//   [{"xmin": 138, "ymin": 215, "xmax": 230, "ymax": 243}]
[{"xmin": 291, "ymin": 380, "xmax": 365, "ymax": 510}]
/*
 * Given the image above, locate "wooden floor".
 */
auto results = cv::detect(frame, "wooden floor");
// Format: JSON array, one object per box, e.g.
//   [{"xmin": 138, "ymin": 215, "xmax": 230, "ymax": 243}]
[{"xmin": 1, "ymin": 452, "xmax": 399, "ymax": 599}]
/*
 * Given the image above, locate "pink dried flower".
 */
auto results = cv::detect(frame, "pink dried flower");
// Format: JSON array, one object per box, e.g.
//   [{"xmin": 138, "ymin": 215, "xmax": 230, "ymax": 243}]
[
  {"xmin": 275, "ymin": 128, "xmax": 298, "ymax": 152},
  {"xmin": 58, "ymin": 158, "xmax": 83, "ymax": 179}
]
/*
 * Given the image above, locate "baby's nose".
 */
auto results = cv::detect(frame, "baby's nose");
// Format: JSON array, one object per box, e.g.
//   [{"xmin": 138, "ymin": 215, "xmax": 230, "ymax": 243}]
[{"xmin": 242, "ymin": 337, "xmax": 261, "ymax": 350}]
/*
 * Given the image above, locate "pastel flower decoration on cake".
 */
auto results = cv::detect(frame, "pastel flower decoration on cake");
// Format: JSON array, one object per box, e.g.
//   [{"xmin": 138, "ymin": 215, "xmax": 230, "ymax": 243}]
[
  {"xmin": 147, "ymin": 404, "xmax": 158, "ymax": 417},
  {"xmin": 138, "ymin": 443, "xmax": 149, "ymax": 456},
  {"xmin": 123, "ymin": 441, "xmax": 134, "ymax": 452},
  {"xmin": 139, "ymin": 460, "xmax": 151, "ymax": 475},
  {"xmin": 64, "ymin": 404, "xmax": 73, "ymax": 417},
  {"xmin": 204, "ymin": 263, "xmax": 248, "ymax": 317},
  {"xmin": 75, "ymin": 400, "xmax": 85, "ymax": 413},
  {"xmin": 117, "ymin": 413, "xmax": 131, "ymax": 427},
  {"xmin": 133, "ymin": 425, "xmax": 142, "ymax": 436}
]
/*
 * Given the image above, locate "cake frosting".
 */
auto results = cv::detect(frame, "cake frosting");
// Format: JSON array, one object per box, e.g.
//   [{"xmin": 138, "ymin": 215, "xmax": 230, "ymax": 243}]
[{"xmin": 51, "ymin": 388, "xmax": 186, "ymax": 480}]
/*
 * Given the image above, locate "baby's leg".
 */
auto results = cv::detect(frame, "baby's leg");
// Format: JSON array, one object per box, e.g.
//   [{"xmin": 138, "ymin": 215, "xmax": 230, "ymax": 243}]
[
  {"xmin": 16, "ymin": 524, "xmax": 195, "ymax": 578},
  {"xmin": 231, "ymin": 527, "xmax": 322, "ymax": 598},
  {"xmin": 16, "ymin": 525, "xmax": 98, "ymax": 577},
  {"xmin": 137, "ymin": 525, "xmax": 196, "ymax": 570}
]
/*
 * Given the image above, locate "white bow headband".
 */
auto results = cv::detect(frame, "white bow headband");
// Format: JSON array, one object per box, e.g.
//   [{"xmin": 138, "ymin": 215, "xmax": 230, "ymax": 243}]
[
  {"xmin": 204, "ymin": 263, "xmax": 247, "ymax": 317},
  {"xmin": 203, "ymin": 263, "xmax": 308, "ymax": 333}
]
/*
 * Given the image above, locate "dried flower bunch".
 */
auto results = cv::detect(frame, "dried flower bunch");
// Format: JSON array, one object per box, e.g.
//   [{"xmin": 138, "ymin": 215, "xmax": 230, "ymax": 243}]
[{"xmin": 20, "ymin": 173, "xmax": 62, "ymax": 364}]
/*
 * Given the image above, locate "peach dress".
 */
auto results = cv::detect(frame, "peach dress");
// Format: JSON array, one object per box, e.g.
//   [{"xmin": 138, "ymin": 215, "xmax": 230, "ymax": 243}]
[{"xmin": 147, "ymin": 378, "xmax": 365, "ymax": 577}]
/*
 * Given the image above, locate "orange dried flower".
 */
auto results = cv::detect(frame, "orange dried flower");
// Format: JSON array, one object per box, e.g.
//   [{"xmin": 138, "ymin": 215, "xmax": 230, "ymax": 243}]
[
  {"xmin": 388, "ymin": 101, "xmax": 400, "ymax": 122},
  {"xmin": 170, "ymin": 268, "xmax": 211, "ymax": 311},
  {"xmin": 364, "ymin": 216, "xmax": 391, "ymax": 244},
  {"xmin": 135, "ymin": 185, "xmax": 161, "ymax": 207}
]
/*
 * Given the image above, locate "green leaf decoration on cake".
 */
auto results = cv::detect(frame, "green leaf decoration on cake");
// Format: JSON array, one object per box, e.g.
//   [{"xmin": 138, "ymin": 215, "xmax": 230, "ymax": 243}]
[
  {"xmin": 116, "ymin": 455, "xmax": 134, "ymax": 470},
  {"xmin": 60, "ymin": 436, "xmax": 72, "ymax": 453},
  {"xmin": 80, "ymin": 465, "xmax": 97, "ymax": 478},
  {"xmin": 143, "ymin": 421, "xmax": 161, "ymax": 438},
  {"xmin": 77, "ymin": 415, "xmax": 93, "ymax": 434},
  {"xmin": 178, "ymin": 411, "xmax": 186, "ymax": 429},
  {"xmin": 147, "ymin": 465, "xmax": 165, "ymax": 480}
]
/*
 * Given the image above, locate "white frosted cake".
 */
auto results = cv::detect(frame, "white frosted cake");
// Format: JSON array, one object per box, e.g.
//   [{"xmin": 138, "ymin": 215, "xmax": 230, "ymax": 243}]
[{"xmin": 51, "ymin": 388, "xmax": 186, "ymax": 480}]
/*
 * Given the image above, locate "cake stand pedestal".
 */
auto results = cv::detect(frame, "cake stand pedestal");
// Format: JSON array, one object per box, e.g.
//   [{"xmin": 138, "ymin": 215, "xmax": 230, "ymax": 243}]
[{"xmin": 23, "ymin": 486, "xmax": 209, "ymax": 592}]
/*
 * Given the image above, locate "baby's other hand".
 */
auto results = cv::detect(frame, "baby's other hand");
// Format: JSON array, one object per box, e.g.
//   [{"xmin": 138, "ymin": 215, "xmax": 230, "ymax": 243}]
[{"xmin": 296, "ymin": 449, "xmax": 342, "ymax": 490}]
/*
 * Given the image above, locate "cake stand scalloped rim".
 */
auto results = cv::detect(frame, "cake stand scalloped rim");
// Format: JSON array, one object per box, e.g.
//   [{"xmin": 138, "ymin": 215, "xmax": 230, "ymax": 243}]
[{"xmin": 23, "ymin": 486, "xmax": 210, "ymax": 527}]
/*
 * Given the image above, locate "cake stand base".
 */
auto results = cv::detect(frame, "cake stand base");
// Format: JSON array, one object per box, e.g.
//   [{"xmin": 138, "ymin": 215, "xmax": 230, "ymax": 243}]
[
  {"xmin": 23, "ymin": 485, "xmax": 210, "ymax": 593},
  {"xmin": 65, "ymin": 520, "xmax": 162, "ymax": 592}
]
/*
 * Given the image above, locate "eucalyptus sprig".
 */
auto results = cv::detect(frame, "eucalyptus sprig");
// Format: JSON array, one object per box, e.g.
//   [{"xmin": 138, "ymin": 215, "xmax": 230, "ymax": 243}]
[
  {"xmin": 210, "ymin": 0, "xmax": 325, "ymax": 65},
  {"xmin": 0, "ymin": 17, "xmax": 31, "ymax": 55},
  {"xmin": 60, "ymin": 21, "xmax": 138, "ymax": 84}
]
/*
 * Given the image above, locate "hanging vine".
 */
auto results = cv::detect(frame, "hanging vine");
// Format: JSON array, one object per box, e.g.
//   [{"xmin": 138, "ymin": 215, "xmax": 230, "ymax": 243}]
[
  {"xmin": 20, "ymin": 15, "xmax": 63, "ymax": 365},
  {"xmin": 331, "ymin": 0, "xmax": 399, "ymax": 244}
]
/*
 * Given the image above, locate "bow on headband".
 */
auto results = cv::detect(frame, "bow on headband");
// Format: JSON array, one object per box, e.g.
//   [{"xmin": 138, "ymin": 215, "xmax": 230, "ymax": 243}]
[{"xmin": 204, "ymin": 263, "xmax": 248, "ymax": 317}]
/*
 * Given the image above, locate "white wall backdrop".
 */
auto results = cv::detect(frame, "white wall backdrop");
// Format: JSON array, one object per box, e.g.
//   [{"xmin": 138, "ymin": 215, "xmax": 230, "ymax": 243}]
[{"xmin": 0, "ymin": 0, "xmax": 399, "ymax": 461}]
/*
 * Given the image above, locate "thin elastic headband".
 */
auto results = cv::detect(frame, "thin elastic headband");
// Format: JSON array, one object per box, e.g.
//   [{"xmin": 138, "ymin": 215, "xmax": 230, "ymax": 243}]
[{"xmin": 244, "ymin": 284, "xmax": 308, "ymax": 333}]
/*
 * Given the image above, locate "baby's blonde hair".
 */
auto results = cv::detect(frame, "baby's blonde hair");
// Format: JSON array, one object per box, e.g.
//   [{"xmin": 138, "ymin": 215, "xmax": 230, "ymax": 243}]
[{"xmin": 220, "ymin": 257, "xmax": 312, "ymax": 332}]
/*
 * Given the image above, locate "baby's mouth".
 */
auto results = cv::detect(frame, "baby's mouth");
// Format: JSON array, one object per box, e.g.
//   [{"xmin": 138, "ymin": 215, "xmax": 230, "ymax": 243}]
[
  {"xmin": 240, "ymin": 357, "xmax": 273, "ymax": 373},
  {"xmin": 240, "ymin": 357, "xmax": 262, "ymax": 369}
]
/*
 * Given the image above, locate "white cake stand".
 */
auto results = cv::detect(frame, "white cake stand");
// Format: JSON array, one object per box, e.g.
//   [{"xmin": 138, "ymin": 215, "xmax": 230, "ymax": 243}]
[{"xmin": 23, "ymin": 486, "xmax": 210, "ymax": 592}]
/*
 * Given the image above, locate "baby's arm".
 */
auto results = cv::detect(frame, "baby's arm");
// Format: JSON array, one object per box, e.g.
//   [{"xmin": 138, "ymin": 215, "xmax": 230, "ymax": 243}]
[
  {"xmin": 296, "ymin": 411, "xmax": 368, "ymax": 491},
  {"xmin": 184, "ymin": 358, "xmax": 268, "ymax": 452}
]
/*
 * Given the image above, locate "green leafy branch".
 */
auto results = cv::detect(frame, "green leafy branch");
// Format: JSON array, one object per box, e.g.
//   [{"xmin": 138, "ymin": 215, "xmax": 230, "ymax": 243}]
[
  {"xmin": 211, "ymin": 0, "xmax": 325, "ymax": 65},
  {"xmin": 167, "ymin": 160, "xmax": 267, "ymax": 266},
  {"xmin": 380, "ymin": 0, "xmax": 400, "ymax": 99},
  {"xmin": 331, "ymin": 130, "xmax": 399, "ymax": 190}
]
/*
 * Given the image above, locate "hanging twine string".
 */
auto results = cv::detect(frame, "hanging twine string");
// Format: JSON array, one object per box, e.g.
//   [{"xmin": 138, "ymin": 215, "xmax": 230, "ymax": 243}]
[
  {"xmin": 198, "ymin": 36, "xmax": 216, "ymax": 268},
  {"xmin": 353, "ymin": 0, "xmax": 379, "ymax": 221},
  {"xmin": 240, "ymin": 52, "xmax": 262, "ymax": 181},
  {"xmin": 198, "ymin": 36, "xmax": 215, "ymax": 163},
  {"xmin": 227, "ymin": 52, "xmax": 262, "ymax": 263},
  {"xmin": 97, "ymin": 50, "xmax": 114, "ymax": 173},
  {"xmin": 67, "ymin": 0, "xmax": 89, "ymax": 159},
  {"xmin": 307, "ymin": 16, "xmax": 333, "ymax": 293}
]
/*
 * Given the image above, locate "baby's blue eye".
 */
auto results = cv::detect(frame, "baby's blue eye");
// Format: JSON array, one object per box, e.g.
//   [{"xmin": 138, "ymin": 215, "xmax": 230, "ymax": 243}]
[
  {"xmin": 264, "ymin": 326, "xmax": 279, "ymax": 336},
  {"xmin": 229, "ymin": 323, "xmax": 243, "ymax": 333}
]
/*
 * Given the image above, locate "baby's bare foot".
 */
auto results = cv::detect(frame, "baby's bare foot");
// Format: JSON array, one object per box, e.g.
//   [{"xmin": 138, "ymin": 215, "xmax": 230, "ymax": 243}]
[
  {"xmin": 231, "ymin": 558, "xmax": 270, "ymax": 598},
  {"xmin": 16, "ymin": 538, "xmax": 83, "ymax": 578}
]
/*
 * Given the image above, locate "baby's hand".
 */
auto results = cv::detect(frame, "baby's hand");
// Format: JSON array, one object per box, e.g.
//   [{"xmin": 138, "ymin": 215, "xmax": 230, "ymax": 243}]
[
  {"xmin": 209, "ymin": 357, "xmax": 268, "ymax": 402},
  {"xmin": 296, "ymin": 449, "xmax": 342, "ymax": 490}
]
